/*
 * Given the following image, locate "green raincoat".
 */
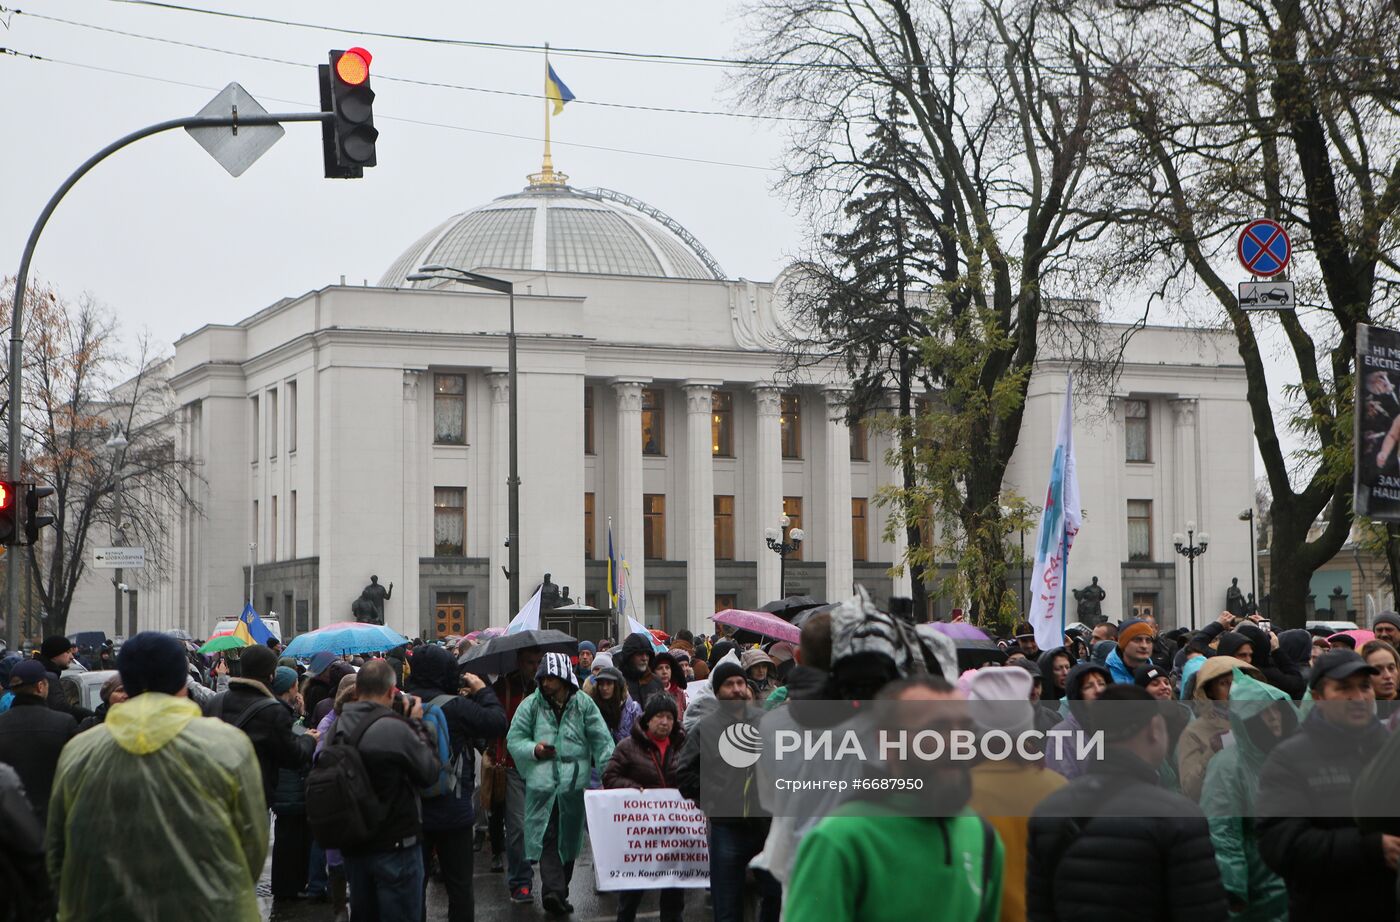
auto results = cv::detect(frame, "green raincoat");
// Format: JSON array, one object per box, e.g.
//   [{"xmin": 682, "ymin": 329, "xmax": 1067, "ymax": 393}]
[
  {"xmin": 1198, "ymin": 671, "xmax": 1296, "ymax": 922},
  {"xmin": 46, "ymin": 692, "xmax": 269, "ymax": 922},
  {"xmin": 506, "ymin": 686, "xmax": 615, "ymax": 863}
]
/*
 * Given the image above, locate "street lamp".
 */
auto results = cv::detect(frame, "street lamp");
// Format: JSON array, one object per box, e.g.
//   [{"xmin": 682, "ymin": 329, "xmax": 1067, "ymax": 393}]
[
  {"xmin": 1173, "ymin": 522, "xmax": 1210, "ymax": 630},
  {"xmin": 1238, "ymin": 508, "xmax": 1257, "ymax": 605},
  {"xmin": 406, "ymin": 265, "xmax": 521, "ymax": 618},
  {"xmin": 764, "ymin": 515, "xmax": 805, "ymax": 600},
  {"xmin": 105, "ymin": 425, "xmax": 129, "ymax": 638}
]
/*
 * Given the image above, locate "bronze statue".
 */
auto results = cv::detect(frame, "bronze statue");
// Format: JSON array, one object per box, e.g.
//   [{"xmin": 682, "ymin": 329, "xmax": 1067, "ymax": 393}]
[
  {"xmin": 351, "ymin": 590, "xmax": 380, "ymax": 624},
  {"xmin": 361, "ymin": 575, "xmax": 393, "ymax": 623},
  {"xmin": 1073, "ymin": 576, "xmax": 1106, "ymax": 623},
  {"xmin": 1226, "ymin": 577, "xmax": 1248, "ymax": 618},
  {"xmin": 540, "ymin": 573, "xmax": 562, "ymax": 611}
]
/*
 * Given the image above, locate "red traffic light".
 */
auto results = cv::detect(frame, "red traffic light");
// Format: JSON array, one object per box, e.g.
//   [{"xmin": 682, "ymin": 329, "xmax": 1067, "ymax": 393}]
[
  {"xmin": 0, "ymin": 483, "xmax": 9, "ymax": 509},
  {"xmin": 335, "ymin": 47, "xmax": 372, "ymax": 86}
]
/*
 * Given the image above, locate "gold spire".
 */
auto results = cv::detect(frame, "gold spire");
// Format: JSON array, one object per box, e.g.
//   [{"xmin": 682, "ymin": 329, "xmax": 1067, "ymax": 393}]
[{"xmin": 529, "ymin": 44, "xmax": 568, "ymax": 188}]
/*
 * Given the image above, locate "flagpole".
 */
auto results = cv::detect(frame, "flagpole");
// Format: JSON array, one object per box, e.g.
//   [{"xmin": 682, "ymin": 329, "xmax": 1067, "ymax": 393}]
[{"xmin": 542, "ymin": 43, "xmax": 554, "ymax": 180}]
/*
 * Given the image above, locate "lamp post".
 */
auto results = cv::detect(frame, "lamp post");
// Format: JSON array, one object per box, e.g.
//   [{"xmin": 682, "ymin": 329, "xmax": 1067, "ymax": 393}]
[
  {"xmin": 407, "ymin": 265, "xmax": 520, "ymax": 617},
  {"xmin": 1173, "ymin": 522, "xmax": 1210, "ymax": 630},
  {"xmin": 764, "ymin": 515, "xmax": 805, "ymax": 601},
  {"xmin": 105, "ymin": 425, "xmax": 129, "ymax": 638},
  {"xmin": 1238, "ymin": 508, "xmax": 1257, "ymax": 603}
]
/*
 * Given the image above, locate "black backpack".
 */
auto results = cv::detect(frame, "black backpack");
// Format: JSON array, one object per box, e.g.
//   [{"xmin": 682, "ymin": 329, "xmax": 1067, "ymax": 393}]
[{"xmin": 305, "ymin": 711, "xmax": 391, "ymax": 849}]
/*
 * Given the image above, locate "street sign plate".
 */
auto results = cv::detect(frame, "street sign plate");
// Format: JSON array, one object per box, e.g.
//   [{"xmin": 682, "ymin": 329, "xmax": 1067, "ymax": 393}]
[
  {"xmin": 93, "ymin": 547, "xmax": 145, "ymax": 569},
  {"xmin": 1239, "ymin": 280, "xmax": 1296, "ymax": 311},
  {"xmin": 1237, "ymin": 219, "xmax": 1291, "ymax": 277},
  {"xmin": 185, "ymin": 83, "xmax": 285, "ymax": 177}
]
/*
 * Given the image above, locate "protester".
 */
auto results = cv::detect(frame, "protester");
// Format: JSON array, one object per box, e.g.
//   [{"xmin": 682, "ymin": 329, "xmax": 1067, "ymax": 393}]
[
  {"xmin": 506, "ymin": 651, "xmax": 616, "ymax": 915},
  {"xmin": 575, "ymin": 641, "xmax": 596, "ymax": 686},
  {"xmin": 620, "ymin": 633, "xmax": 661, "ymax": 704},
  {"xmin": 588, "ymin": 664, "xmax": 642, "ymax": 745},
  {"xmin": 0, "ymin": 659, "xmax": 78, "ymax": 826},
  {"xmin": 1106, "ymin": 618, "xmax": 1155, "ymax": 684},
  {"xmin": 0, "ymin": 651, "xmax": 22, "ymax": 713},
  {"xmin": 1036, "ymin": 647, "xmax": 1074, "ymax": 702},
  {"xmin": 1013, "ymin": 621, "xmax": 1041, "ymax": 658},
  {"xmin": 1176, "ymin": 655, "xmax": 1257, "ymax": 803},
  {"xmin": 743, "ymin": 648, "xmax": 779, "ymax": 700},
  {"xmin": 313, "ymin": 673, "xmax": 360, "ymax": 922},
  {"xmin": 268, "ymin": 666, "xmax": 313, "ymax": 901},
  {"xmin": 1372, "ymin": 610, "xmax": 1400, "ymax": 647},
  {"xmin": 1045, "ymin": 661, "xmax": 1110, "ymax": 780},
  {"xmin": 405, "ymin": 644, "xmax": 508, "ymax": 922},
  {"xmin": 649, "ymin": 650, "xmax": 688, "ymax": 723},
  {"xmin": 36, "ymin": 635, "xmax": 93, "ymax": 722},
  {"xmin": 1134, "ymin": 663, "xmax": 1173, "ymax": 700},
  {"xmin": 334, "ymin": 659, "xmax": 442, "ymax": 922},
  {"xmin": 1028, "ymin": 685, "xmax": 1230, "ymax": 920},
  {"xmin": 301, "ymin": 651, "xmax": 341, "ymax": 718},
  {"xmin": 0, "ymin": 762, "xmax": 51, "ymax": 919},
  {"xmin": 1091, "ymin": 622, "xmax": 1118, "ymax": 645},
  {"xmin": 1198, "ymin": 669, "xmax": 1298, "ymax": 921},
  {"xmin": 75, "ymin": 675, "xmax": 126, "ymax": 733},
  {"xmin": 46, "ymin": 631, "xmax": 268, "ymax": 919},
  {"xmin": 967, "ymin": 668, "xmax": 1065, "ymax": 922},
  {"xmin": 1361, "ymin": 639, "xmax": 1399, "ymax": 703},
  {"xmin": 1257, "ymin": 649, "xmax": 1398, "ymax": 917},
  {"xmin": 786, "ymin": 676, "xmax": 1003, "ymax": 922},
  {"xmin": 603, "ymin": 694, "xmax": 688, "ymax": 922},
  {"xmin": 1271, "ymin": 629, "xmax": 1313, "ymax": 699},
  {"xmin": 491, "ymin": 644, "xmax": 543, "ymax": 903}
]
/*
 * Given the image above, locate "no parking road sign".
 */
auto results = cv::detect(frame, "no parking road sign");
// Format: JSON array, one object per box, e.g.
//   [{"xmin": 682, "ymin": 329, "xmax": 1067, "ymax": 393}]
[{"xmin": 1237, "ymin": 219, "xmax": 1291, "ymax": 277}]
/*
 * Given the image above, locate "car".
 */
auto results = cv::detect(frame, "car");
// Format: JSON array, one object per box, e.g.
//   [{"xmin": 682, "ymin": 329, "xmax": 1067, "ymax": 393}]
[
  {"xmin": 1306, "ymin": 619, "xmax": 1359, "ymax": 633},
  {"xmin": 1241, "ymin": 286, "xmax": 1292, "ymax": 306},
  {"xmin": 59, "ymin": 668, "xmax": 119, "ymax": 712}
]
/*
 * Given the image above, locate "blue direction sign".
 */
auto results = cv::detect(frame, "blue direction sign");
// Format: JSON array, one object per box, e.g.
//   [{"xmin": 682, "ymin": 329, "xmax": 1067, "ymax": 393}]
[{"xmin": 1237, "ymin": 219, "xmax": 1290, "ymax": 277}]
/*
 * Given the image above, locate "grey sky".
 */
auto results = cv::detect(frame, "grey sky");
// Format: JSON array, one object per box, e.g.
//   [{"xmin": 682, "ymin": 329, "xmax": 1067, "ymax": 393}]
[{"xmin": 1, "ymin": 0, "xmax": 797, "ymax": 350}]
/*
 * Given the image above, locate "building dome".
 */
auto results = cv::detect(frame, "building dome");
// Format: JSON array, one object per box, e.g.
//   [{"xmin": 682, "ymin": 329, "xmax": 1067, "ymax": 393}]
[{"xmin": 379, "ymin": 178, "xmax": 726, "ymax": 286}]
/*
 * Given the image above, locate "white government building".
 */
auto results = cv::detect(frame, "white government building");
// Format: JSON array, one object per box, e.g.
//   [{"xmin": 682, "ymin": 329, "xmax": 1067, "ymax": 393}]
[{"xmin": 65, "ymin": 166, "xmax": 1256, "ymax": 641}]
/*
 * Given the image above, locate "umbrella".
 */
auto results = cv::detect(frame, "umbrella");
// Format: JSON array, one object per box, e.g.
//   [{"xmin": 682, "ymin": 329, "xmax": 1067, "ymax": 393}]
[
  {"xmin": 712, "ymin": 609, "xmax": 801, "ymax": 644},
  {"xmin": 1328, "ymin": 629, "xmax": 1374, "ymax": 649},
  {"xmin": 164, "ymin": 629, "xmax": 194, "ymax": 641},
  {"xmin": 282, "ymin": 621, "xmax": 411, "ymax": 658},
  {"xmin": 952, "ymin": 638, "xmax": 1006, "ymax": 670},
  {"xmin": 758, "ymin": 596, "xmax": 823, "ymax": 620},
  {"xmin": 458, "ymin": 629, "xmax": 578, "ymax": 676},
  {"xmin": 198, "ymin": 634, "xmax": 248, "ymax": 654},
  {"xmin": 928, "ymin": 621, "xmax": 991, "ymax": 642}
]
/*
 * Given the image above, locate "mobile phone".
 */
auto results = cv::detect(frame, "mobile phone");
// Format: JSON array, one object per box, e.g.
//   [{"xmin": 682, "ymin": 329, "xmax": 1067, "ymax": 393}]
[{"xmin": 1258, "ymin": 620, "xmax": 1271, "ymax": 633}]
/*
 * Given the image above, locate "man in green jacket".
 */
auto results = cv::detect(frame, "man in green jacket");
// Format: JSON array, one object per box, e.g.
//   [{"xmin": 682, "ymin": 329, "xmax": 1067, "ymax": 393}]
[
  {"xmin": 506, "ymin": 650, "xmax": 615, "ymax": 916},
  {"xmin": 46, "ymin": 631, "xmax": 268, "ymax": 922},
  {"xmin": 785, "ymin": 676, "xmax": 1002, "ymax": 922}
]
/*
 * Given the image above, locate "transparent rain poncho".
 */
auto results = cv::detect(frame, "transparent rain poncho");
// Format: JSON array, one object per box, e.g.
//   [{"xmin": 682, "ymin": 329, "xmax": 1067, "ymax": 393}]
[{"xmin": 46, "ymin": 692, "xmax": 269, "ymax": 921}]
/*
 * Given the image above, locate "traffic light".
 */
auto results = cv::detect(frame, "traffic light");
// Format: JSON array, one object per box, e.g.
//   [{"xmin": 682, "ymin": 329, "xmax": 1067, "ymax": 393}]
[
  {"xmin": 23, "ymin": 483, "xmax": 55, "ymax": 545},
  {"xmin": 320, "ymin": 47, "xmax": 377, "ymax": 178},
  {"xmin": 0, "ymin": 482, "xmax": 14, "ymax": 546}
]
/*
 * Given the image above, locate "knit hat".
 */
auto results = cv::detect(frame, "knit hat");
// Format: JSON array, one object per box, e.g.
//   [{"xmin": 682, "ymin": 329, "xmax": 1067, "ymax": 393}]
[
  {"xmin": 99, "ymin": 673, "xmax": 125, "ymax": 704},
  {"xmin": 711, "ymin": 660, "xmax": 745, "ymax": 690},
  {"xmin": 592, "ymin": 652, "xmax": 614, "ymax": 672},
  {"xmin": 536, "ymin": 651, "xmax": 579, "ymax": 687},
  {"xmin": 1117, "ymin": 619, "xmax": 1155, "ymax": 651},
  {"xmin": 1375, "ymin": 611, "xmax": 1400, "ymax": 631},
  {"xmin": 240, "ymin": 644, "xmax": 279, "ymax": 684},
  {"xmin": 578, "ymin": 640, "xmax": 597, "ymax": 655},
  {"xmin": 967, "ymin": 667, "xmax": 1034, "ymax": 738},
  {"xmin": 651, "ymin": 650, "xmax": 678, "ymax": 674},
  {"xmin": 41, "ymin": 635, "xmax": 73, "ymax": 660},
  {"xmin": 594, "ymin": 665, "xmax": 626, "ymax": 689},
  {"xmin": 271, "ymin": 666, "xmax": 299, "ymax": 696},
  {"xmin": 118, "ymin": 631, "xmax": 190, "ymax": 697},
  {"xmin": 1133, "ymin": 663, "xmax": 1168, "ymax": 688},
  {"xmin": 641, "ymin": 691, "xmax": 679, "ymax": 729},
  {"xmin": 306, "ymin": 651, "xmax": 337, "ymax": 677}
]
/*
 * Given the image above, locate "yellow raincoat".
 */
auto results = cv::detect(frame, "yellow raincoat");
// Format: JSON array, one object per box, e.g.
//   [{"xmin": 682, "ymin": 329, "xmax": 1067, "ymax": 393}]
[{"xmin": 46, "ymin": 691, "xmax": 269, "ymax": 921}]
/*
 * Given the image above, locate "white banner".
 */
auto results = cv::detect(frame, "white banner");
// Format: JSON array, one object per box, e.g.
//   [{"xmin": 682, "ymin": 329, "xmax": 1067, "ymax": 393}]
[
  {"xmin": 584, "ymin": 788, "xmax": 710, "ymax": 891},
  {"xmin": 1028, "ymin": 374, "xmax": 1082, "ymax": 654}
]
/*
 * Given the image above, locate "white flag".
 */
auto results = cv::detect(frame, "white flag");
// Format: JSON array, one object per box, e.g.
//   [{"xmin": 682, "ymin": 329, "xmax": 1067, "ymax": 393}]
[
  {"xmin": 1028, "ymin": 375, "xmax": 1083, "ymax": 654},
  {"xmin": 626, "ymin": 614, "xmax": 666, "ymax": 652},
  {"xmin": 507, "ymin": 587, "xmax": 543, "ymax": 634}
]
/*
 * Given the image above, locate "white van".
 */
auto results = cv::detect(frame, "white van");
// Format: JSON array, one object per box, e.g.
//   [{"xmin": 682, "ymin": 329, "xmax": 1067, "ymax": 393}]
[{"xmin": 210, "ymin": 615, "xmax": 283, "ymax": 641}]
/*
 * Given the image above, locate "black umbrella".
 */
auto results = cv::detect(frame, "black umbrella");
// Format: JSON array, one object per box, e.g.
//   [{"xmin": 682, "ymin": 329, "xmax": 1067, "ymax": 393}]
[
  {"xmin": 954, "ymin": 638, "xmax": 1007, "ymax": 671},
  {"xmin": 758, "ymin": 596, "xmax": 823, "ymax": 621},
  {"xmin": 458, "ymin": 629, "xmax": 578, "ymax": 677}
]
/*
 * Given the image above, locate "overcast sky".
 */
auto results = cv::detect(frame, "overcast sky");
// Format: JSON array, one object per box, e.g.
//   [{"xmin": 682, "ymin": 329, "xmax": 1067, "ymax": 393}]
[{"xmin": 1, "ymin": 0, "xmax": 799, "ymax": 351}]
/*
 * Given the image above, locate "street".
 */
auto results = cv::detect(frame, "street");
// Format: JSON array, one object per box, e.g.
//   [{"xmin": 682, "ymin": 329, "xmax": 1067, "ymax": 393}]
[{"xmin": 259, "ymin": 832, "xmax": 712, "ymax": 921}]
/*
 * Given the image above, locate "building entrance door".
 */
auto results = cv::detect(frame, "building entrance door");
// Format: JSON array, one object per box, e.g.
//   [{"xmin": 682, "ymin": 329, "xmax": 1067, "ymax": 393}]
[{"xmin": 435, "ymin": 592, "xmax": 467, "ymax": 638}]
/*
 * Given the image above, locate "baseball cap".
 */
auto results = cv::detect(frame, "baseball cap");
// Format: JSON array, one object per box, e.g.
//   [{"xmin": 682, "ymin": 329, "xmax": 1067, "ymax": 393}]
[
  {"xmin": 8, "ymin": 659, "xmax": 49, "ymax": 688},
  {"xmin": 1309, "ymin": 649, "xmax": 1379, "ymax": 690}
]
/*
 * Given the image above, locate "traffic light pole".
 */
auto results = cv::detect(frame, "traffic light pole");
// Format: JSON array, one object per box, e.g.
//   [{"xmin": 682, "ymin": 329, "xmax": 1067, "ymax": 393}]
[{"xmin": 5, "ymin": 111, "xmax": 331, "ymax": 651}]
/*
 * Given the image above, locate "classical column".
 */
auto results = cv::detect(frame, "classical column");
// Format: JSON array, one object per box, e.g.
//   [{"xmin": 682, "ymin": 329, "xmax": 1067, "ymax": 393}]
[
  {"xmin": 399, "ymin": 370, "xmax": 423, "ymax": 639},
  {"xmin": 683, "ymin": 382, "xmax": 719, "ymax": 634},
  {"xmin": 823, "ymin": 388, "xmax": 855, "ymax": 603},
  {"xmin": 613, "ymin": 380, "xmax": 647, "ymax": 621},
  {"xmin": 753, "ymin": 385, "xmax": 783, "ymax": 604},
  {"xmin": 488, "ymin": 372, "xmax": 511, "ymax": 627},
  {"xmin": 1170, "ymin": 397, "xmax": 1200, "ymax": 630}
]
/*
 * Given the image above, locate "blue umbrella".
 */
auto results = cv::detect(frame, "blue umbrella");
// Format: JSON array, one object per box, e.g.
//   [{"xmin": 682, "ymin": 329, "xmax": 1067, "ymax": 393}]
[{"xmin": 283, "ymin": 621, "xmax": 410, "ymax": 658}]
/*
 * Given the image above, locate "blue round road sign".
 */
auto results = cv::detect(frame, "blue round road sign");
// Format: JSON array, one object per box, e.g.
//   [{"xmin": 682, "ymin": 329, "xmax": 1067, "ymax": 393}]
[{"xmin": 1237, "ymin": 219, "xmax": 1290, "ymax": 277}]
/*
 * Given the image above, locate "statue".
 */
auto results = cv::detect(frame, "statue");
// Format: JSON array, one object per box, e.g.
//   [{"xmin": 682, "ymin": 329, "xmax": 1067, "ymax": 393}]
[
  {"xmin": 540, "ymin": 573, "xmax": 563, "ymax": 611},
  {"xmin": 1225, "ymin": 578, "xmax": 1248, "ymax": 618},
  {"xmin": 1246, "ymin": 592, "xmax": 1259, "ymax": 617},
  {"xmin": 350, "ymin": 590, "xmax": 380, "ymax": 624},
  {"xmin": 358, "ymin": 575, "xmax": 393, "ymax": 624},
  {"xmin": 1073, "ymin": 576, "xmax": 1106, "ymax": 623}
]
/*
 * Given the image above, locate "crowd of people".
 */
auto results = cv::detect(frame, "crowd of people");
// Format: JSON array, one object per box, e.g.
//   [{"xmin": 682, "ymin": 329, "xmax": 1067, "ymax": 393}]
[{"xmin": 0, "ymin": 598, "xmax": 1397, "ymax": 921}]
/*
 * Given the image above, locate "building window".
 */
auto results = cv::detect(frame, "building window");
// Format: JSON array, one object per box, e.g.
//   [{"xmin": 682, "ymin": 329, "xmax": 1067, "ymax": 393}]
[
  {"xmin": 642, "ymin": 388, "xmax": 665, "ymax": 455},
  {"xmin": 645, "ymin": 592, "xmax": 669, "ymax": 630},
  {"xmin": 287, "ymin": 381, "xmax": 298, "ymax": 453},
  {"xmin": 1125, "ymin": 399, "xmax": 1150, "ymax": 462},
  {"xmin": 434, "ymin": 374, "xmax": 467, "ymax": 445},
  {"xmin": 850, "ymin": 417, "xmax": 868, "ymax": 461},
  {"xmin": 436, "ymin": 592, "xmax": 467, "ymax": 638},
  {"xmin": 270, "ymin": 495, "xmax": 278, "ymax": 560},
  {"xmin": 783, "ymin": 496, "xmax": 804, "ymax": 560},
  {"xmin": 584, "ymin": 386, "xmax": 595, "ymax": 455},
  {"xmin": 250, "ymin": 395, "xmax": 259, "ymax": 462},
  {"xmin": 584, "ymin": 492, "xmax": 596, "ymax": 560},
  {"xmin": 852, "ymin": 498, "xmax": 868, "ymax": 562},
  {"xmin": 267, "ymin": 388, "xmax": 278, "ymax": 459},
  {"xmin": 289, "ymin": 490, "xmax": 297, "ymax": 559},
  {"xmin": 715, "ymin": 593, "xmax": 737, "ymax": 612},
  {"xmin": 434, "ymin": 487, "xmax": 466, "ymax": 556},
  {"xmin": 780, "ymin": 393, "xmax": 802, "ymax": 458},
  {"xmin": 712, "ymin": 391, "xmax": 733, "ymax": 456},
  {"xmin": 1127, "ymin": 499, "xmax": 1152, "ymax": 561},
  {"xmin": 715, "ymin": 495, "xmax": 736, "ymax": 560},
  {"xmin": 644, "ymin": 493, "xmax": 666, "ymax": 559}
]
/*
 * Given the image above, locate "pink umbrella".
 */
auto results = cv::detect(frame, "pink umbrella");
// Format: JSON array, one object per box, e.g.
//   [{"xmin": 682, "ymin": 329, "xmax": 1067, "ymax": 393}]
[
  {"xmin": 1329, "ymin": 629, "xmax": 1375, "ymax": 649},
  {"xmin": 712, "ymin": 609, "xmax": 801, "ymax": 644}
]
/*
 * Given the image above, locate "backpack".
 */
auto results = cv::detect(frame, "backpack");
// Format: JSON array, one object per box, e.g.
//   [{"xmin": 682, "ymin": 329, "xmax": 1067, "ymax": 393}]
[
  {"xmin": 420, "ymin": 694, "xmax": 465, "ymax": 799},
  {"xmin": 208, "ymin": 691, "xmax": 282, "ymax": 730},
  {"xmin": 304, "ymin": 711, "xmax": 391, "ymax": 849}
]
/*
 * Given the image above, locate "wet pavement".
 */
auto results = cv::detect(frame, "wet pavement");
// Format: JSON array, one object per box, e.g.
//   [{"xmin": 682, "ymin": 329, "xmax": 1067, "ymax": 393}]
[{"xmin": 260, "ymin": 832, "xmax": 713, "ymax": 921}]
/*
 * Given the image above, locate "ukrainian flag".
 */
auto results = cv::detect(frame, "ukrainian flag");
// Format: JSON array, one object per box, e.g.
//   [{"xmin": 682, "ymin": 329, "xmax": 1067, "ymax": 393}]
[
  {"xmin": 545, "ymin": 63, "xmax": 574, "ymax": 115},
  {"xmin": 607, "ymin": 523, "xmax": 619, "ymax": 611},
  {"xmin": 232, "ymin": 602, "xmax": 274, "ymax": 646}
]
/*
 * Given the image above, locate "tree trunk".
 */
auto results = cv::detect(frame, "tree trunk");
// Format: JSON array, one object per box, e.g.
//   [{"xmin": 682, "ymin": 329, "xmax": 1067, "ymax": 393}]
[{"xmin": 897, "ymin": 352, "xmax": 928, "ymax": 620}]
